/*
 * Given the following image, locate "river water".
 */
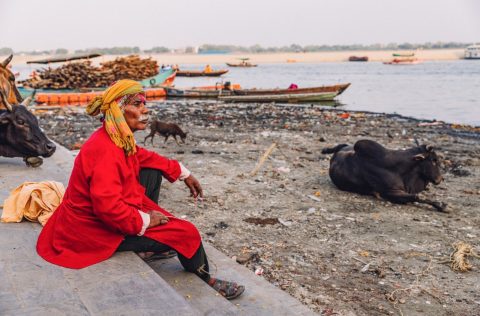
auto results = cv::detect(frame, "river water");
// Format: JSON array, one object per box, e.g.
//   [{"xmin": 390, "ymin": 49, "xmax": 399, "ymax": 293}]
[{"xmin": 13, "ymin": 60, "xmax": 480, "ymax": 126}]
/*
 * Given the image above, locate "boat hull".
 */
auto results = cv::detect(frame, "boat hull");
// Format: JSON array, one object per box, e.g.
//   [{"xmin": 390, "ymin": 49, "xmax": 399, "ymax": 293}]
[
  {"xmin": 348, "ymin": 56, "xmax": 369, "ymax": 62},
  {"xmin": 165, "ymin": 88, "xmax": 230, "ymax": 98},
  {"xmin": 233, "ymin": 83, "xmax": 350, "ymax": 96},
  {"xmin": 383, "ymin": 60, "xmax": 422, "ymax": 65},
  {"xmin": 164, "ymin": 83, "xmax": 242, "ymax": 98},
  {"xmin": 218, "ymin": 91, "xmax": 339, "ymax": 103},
  {"xmin": 176, "ymin": 70, "xmax": 228, "ymax": 77},
  {"xmin": 226, "ymin": 63, "xmax": 258, "ymax": 67}
]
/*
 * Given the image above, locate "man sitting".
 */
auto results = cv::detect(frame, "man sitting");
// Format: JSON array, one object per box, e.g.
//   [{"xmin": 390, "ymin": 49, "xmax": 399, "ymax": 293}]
[{"xmin": 36, "ymin": 79, "xmax": 244, "ymax": 300}]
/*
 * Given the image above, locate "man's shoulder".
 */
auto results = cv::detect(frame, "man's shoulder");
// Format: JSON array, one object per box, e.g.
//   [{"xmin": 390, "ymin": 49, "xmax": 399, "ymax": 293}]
[{"xmin": 81, "ymin": 127, "xmax": 123, "ymax": 156}]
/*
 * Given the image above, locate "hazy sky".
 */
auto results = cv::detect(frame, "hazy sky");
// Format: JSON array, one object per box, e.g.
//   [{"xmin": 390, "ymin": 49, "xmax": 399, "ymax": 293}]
[{"xmin": 1, "ymin": 0, "xmax": 479, "ymax": 51}]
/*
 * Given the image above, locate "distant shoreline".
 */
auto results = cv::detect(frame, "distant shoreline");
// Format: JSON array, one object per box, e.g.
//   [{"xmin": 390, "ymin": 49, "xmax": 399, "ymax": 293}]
[{"xmin": 5, "ymin": 48, "xmax": 466, "ymax": 66}]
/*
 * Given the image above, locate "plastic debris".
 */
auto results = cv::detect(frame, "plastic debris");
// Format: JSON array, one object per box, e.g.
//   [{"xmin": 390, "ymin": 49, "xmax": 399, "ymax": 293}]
[{"xmin": 255, "ymin": 267, "xmax": 264, "ymax": 276}]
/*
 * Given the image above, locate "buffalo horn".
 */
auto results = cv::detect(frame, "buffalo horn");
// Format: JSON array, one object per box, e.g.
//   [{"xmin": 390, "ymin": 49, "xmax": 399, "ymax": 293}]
[
  {"xmin": 1, "ymin": 54, "xmax": 13, "ymax": 68},
  {"xmin": 413, "ymin": 154, "xmax": 425, "ymax": 161},
  {"xmin": 21, "ymin": 96, "xmax": 33, "ymax": 107},
  {"xmin": 426, "ymin": 145, "xmax": 434, "ymax": 152},
  {"xmin": 0, "ymin": 89, "xmax": 13, "ymax": 112}
]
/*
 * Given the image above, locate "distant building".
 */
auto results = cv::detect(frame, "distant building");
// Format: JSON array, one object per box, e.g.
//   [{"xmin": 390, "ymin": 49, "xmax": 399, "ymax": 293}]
[{"xmin": 198, "ymin": 49, "xmax": 230, "ymax": 55}]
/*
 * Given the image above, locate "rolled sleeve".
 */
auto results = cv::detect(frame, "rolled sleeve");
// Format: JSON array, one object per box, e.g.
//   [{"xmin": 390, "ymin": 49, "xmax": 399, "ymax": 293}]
[
  {"xmin": 137, "ymin": 211, "xmax": 150, "ymax": 236},
  {"xmin": 179, "ymin": 162, "xmax": 191, "ymax": 181}
]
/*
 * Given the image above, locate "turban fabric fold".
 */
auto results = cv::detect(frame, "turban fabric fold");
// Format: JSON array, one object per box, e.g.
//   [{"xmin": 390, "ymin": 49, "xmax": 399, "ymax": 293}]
[{"xmin": 86, "ymin": 79, "xmax": 144, "ymax": 155}]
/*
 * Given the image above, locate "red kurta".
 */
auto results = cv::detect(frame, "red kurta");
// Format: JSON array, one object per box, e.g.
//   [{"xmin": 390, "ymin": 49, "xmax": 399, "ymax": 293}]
[{"xmin": 37, "ymin": 127, "xmax": 201, "ymax": 269}]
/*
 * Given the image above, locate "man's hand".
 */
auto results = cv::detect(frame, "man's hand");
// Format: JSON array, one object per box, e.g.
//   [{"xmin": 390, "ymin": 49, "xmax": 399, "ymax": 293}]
[
  {"xmin": 147, "ymin": 211, "xmax": 169, "ymax": 228},
  {"xmin": 184, "ymin": 175, "xmax": 203, "ymax": 199}
]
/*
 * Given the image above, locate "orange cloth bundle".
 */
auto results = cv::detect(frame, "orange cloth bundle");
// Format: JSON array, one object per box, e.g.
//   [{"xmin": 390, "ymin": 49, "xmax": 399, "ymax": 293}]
[{"xmin": 1, "ymin": 181, "xmax": 65, "ymax": 226}]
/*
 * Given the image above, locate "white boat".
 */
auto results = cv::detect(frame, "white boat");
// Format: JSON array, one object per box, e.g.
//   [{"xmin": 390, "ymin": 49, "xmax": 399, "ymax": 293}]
[{"xmin": 465, "ymin": 45, "xmax": 480, "ymax": 59}]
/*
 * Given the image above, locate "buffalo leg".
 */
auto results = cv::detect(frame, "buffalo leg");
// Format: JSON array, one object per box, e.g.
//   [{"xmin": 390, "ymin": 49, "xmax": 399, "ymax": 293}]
[
  {"xmin": 164, "ymin": 135, "xmax": 169, "ymax": 143},
  {"xmin": 416, "ymin": 198, "xmax": 448, "ymax": 213},
  {"xmin": 384, "ymin": 189, "xmax": 447, "ymax": 212}
]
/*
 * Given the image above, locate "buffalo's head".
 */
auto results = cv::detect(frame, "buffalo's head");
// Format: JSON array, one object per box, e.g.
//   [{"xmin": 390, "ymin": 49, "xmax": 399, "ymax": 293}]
[
  {"xmin": 0, "ymin": 90, "xmax": 56, "ymax": 158},
  {"xmin": 413, "ymin": 145, "xmax": 443, "ymax": 185}
]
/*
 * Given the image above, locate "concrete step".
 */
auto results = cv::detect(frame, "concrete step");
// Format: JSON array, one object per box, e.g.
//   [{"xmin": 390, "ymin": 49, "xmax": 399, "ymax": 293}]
[
  {"xmin": 149, "ymin": 257, "xmax": 239, "ymax": 316},
  {"xmin": 148, "ymin": 245, "xmax": 318, "ymax": 316},
  {"xmin": 0, "ymin": 221, "xmax": 200, "ymax": 315}
]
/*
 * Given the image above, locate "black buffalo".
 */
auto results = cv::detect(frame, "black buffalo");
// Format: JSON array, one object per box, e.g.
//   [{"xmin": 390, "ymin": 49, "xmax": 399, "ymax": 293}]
[
  {"xmin": 322, "ymin": 139, "xmax": 446, "ymax": 212},
  {"xmin": 0, "ymin": 56, "xmax": 56, "ymax": 167}
]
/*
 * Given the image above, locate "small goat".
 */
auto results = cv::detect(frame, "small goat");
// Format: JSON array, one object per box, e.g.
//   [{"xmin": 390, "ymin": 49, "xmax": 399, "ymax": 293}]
[{"xmin": 144, "ymin": 120, "xmax": 188, "ymax": 146}]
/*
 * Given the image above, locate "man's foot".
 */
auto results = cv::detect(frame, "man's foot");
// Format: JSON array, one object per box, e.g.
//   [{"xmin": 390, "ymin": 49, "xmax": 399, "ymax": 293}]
[
  {"xmin": 208, "ymin": 278, "xmax": 245, "ymax": 300},
  {"xmin": 137, "ymin": 250, "xmax": 177, "ymax": 262}
]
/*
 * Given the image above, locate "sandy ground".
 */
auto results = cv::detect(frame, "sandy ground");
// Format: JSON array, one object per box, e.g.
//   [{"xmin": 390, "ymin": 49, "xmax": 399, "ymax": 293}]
[
  {"xmin": 34, "ymin": 101, "xmax": 480, "ymax": 316},
  {"xmin": 5, "ymin": 48, "xmax": 465, "ymax": 66}
]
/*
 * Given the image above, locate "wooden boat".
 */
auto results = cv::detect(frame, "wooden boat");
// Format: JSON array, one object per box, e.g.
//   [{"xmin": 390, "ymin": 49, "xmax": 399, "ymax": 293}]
[
  {"xmin": 348, "ymin": 56, "xmax": 369, "ymax": 62},
  {"xmin": 383, "ymin": 58, "xmax": 422, "ymax": 65},
  {"xmin": 138, "ymin": 69, "xmax": 176, "ymax": 87},
  {"xmin": 226, "ymin": 62, "xmax": 257, "ymax": 67},
  {"xmin": 165, "ymin": 87, "xmax": 233, "ymax": 98},
  {"xmin": 176, "ymin": 69, "xmax": 229, "ymax": 77},
  {"xmin": 392, "ymin": 53, "xmax": 415, "ymax": 57},
  {"xmin": 233, "ymin": 83, "xmax": 350, "ymax": 96},
  {"xmin": 218, "ymin": 91, "xmax": 339, "ymax": 103},
  {"xmin": 165, "ymin": 83, "xmax": 242, "ymax": 98},
  {"xmin": 226, "ymin": 58, "xmax": 257, "ymax": 67},
  {"xmin": 18, "ymin": 69, "xmax": 177, "ymax": 106},
  {"xmin": 26, "ymin": 87, "xmax": 167, "ymax": 106},
  {"xmin": 26, "ymin": 53, "xmax": 102, "ymax": 64}
]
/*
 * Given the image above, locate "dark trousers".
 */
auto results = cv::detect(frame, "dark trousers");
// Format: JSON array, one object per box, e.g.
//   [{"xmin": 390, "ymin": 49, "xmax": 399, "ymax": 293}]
[
  {"xmin": 139, "ymin": 168, "xmax": 163, "ymax": 204},
  {"xmin": 117, "ymin": 168, "xmax": 210, "ymax": 282}
]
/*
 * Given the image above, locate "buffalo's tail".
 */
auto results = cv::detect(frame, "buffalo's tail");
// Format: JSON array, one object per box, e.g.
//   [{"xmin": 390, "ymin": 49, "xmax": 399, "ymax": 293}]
[{"xmin": 321, "ymin": 144, "xmax": 349, "ymax": 154}]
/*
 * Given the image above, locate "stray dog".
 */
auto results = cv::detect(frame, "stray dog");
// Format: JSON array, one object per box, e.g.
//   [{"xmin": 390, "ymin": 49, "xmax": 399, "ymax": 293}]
[{"xmin": 144, "ymin": 120, "xmax": 187, "ymax": 146}]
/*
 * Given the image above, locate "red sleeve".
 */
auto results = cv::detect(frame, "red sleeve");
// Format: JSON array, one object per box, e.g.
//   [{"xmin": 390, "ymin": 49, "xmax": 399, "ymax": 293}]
[
  {"xmin": 136, "ymin": 146, "xmax": 181, "ymax": 182},
  {"xmin": 89, "ymin": 150, "xmax": 143, "ymax": 235}
]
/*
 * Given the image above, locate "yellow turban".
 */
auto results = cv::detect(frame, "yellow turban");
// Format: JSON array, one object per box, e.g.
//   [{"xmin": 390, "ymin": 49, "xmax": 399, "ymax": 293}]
[{"xmin": 86, "ymin": 79, "xmax": 144, "ymax": 156}]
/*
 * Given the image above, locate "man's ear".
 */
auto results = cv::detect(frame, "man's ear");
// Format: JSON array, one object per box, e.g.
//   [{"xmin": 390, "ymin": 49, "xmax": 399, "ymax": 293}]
[{"xmin": 413, "ymin": 154, "xmax": 425, "ymax": 161}]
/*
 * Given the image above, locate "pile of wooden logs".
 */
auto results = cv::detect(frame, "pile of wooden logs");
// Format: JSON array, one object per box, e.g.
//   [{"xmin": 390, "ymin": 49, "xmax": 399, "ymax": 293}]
[
  {"xmin": 101, "ymin": 55, "xmax": 158, "ymax": 81},
  {"xmin": 21, "ymin": 55, "xmax": 159, "ymax": 90}
]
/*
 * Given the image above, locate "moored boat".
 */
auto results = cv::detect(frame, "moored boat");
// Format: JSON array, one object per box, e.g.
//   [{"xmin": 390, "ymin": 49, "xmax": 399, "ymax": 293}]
[
  {"xmin": 233, "ymin": 83, "xmax": 351, "ymax": 96},
  {"xmin": 384, "ymin": 52, "xmax": 421, "ymax": 65},
  {"xmin": 392, "ymin": 53, "xmax": 415, "ymax": 57},
  {"xmin": 348, "ymin": 56, "xmax": 369, "ymax": 62},
  {"xmin": 383, "ymin": 58, "xmax": 422, "ymax": 65},
  {"xmin": 226, "ymin": 62, "xmax": 258, "ymax": 67},
  {"xmin": 218, "ymin": 91, "xmax": 339, "ymax": 103},
  {"xmin": 26, "ymin": 53, "xmax": 102, "ymax": 64},
  {"xmin": 164, "ymin": 83, "xmax": 242, "ymax": 98},
  {"xmin": 177, "ymin": 69, "xmax": 229, "ymax": 77},
  {"xmin": 226, "ymin": 58, "xmax": 258, "ymax": 67},
  {"xmin": 23, "ymin": 87, "xmax": 168, "ymax": 106},
  {"xmin": 465, "ymin": 44, "xmax": 480, "ymax": 59},
  {"xmin": 19, "ymin": 69, "xmax": 177, "ymax": 106}
]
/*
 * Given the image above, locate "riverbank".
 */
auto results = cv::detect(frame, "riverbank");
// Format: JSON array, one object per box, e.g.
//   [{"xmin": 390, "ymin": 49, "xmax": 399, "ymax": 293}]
[
  {"xmin": 35, "ymin": 101, "xmax": 480, "ymax": 315},
  {"xmin": 5, "ymin": 48, "xmax": 465, "ymax": 66}
]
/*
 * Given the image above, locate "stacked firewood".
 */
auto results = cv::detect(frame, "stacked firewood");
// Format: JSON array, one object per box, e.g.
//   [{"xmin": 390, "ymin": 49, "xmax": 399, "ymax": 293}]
[
  {"xmin": 21, "ymin": 55, "xmax": 158, "ymax": 90},
  {"xmin": 101, "ymin": 55, "xmax": 158, "ymax": 81}
]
